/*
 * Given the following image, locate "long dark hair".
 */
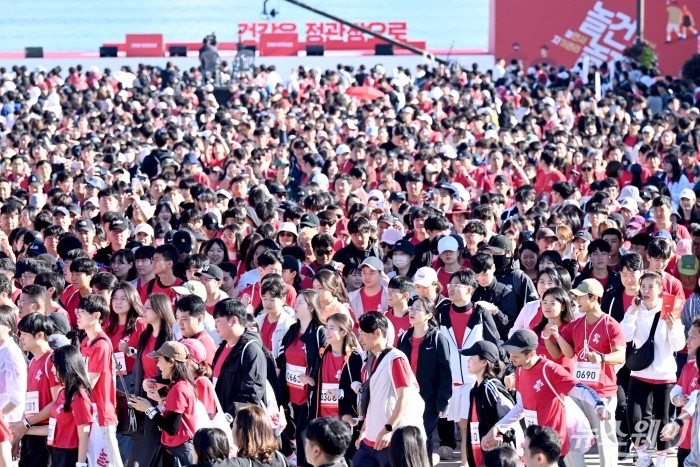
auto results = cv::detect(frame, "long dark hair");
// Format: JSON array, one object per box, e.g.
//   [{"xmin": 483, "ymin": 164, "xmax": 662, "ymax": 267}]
[
  {"xmin": 166, "ymin": 358, "xmax": 197, "ymax": 389},
  {"xmin": 296, "ymin": 289, "xmax": 325, "ymax": 327},
  {"xmin": 193, "ymin": 428, "xmax": 230, "ymax": 463},
  {"xmin": 0, "ymin": 305, "xmax": 19, "ymax": 346},
  {"xmin": 389, "ymin": 426, "xmax": 430, "ymax": 467},
  {"xmin": 664, "ymin": 153, "xmax": 683, "ymax": 183},
  {"xmin": 201, "ymin": 238, "xmax": 230, "ymax": 265},
  {"xmin": 138, "ymin": 293, "xmax": 175, "ymax": 351},
  {"xmin": 408, "ymin": 296, "xmax": 438, "ymax": 327},
  {"xmin": 533, "ymin": 287, "xmax": 575, "ymax": 336},
  {"xmin": 106, "ymin": 282, "xmax": 143, "ymax": 338},
  {"xmin": 327, "ymin": 313, "xmax": 359, "ymax": 355},
  {"xmin": 52, "ymin": 345, "xmax": 91, "ymax": 412}
]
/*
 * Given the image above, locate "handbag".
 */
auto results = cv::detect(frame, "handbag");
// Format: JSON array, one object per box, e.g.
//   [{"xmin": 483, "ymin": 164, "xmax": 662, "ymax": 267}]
[
  {"xmin": 625, "ymin": 311, "xmax": 661, "ymax": 372},
  {"xmin": 112, "ymin": 352, "xmax": 138, "ymax": 435}
]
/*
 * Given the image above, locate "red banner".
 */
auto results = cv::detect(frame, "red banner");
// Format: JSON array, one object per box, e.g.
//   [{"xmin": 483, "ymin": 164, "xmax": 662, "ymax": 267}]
[
  {"xmin": 238, "ymin": 21, "xmax": 408, "ymax": 46},
  {"xmin": 259, "ymin": 33, "xmax": 300, "ymax": 56},
  {"xmin": 494, "ymin": 0, "xmax": 700, "ymax": 76},
  {"xmin": 125, "ymin": 34, "xmax": 164, "ymax": 57}
]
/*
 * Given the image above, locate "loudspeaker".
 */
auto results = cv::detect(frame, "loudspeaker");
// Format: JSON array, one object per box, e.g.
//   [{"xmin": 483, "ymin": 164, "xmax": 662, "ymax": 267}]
[
  {"xmin": 306, "ymin": 45, "xmax": 324, "ymax": 56},
  {"xmin": 375, "ymin": 44, "xmax": 394, "ymax": 56},
  {"xmin": 169, "ymin": 46, "xmax": 188, "ymax": 57},
  {"xmin": 25, "ymin": 47, "xmax": 43, "ymax": 58},
  {"xmin": 99, "ymin": 46, "xmax": 118, "ymax": 58}
]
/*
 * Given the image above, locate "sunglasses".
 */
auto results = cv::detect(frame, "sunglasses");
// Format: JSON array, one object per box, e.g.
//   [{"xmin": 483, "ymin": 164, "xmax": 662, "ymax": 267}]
[
  {"xmin": 315, "ymin": 249, "xmax": 333, "ymax": 256},
  {"xmin": 320, "ymin": 221, "xmax": 335, "ymax": 227},
  {"xmin": 581, "ymin": 167, "xmax": 593, "ymax": 172}
]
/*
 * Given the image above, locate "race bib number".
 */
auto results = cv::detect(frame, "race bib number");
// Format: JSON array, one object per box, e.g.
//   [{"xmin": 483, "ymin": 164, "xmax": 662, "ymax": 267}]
[
  {"xmin": 574, "ymin": 361, "xmax": 601, "ymax": 383},
  {"xmin": 286, "ymin": 364, "xmax": 306, "ymax": 388},
  {"xmin": 25, "ymin": 391, "xmax": 39, "ymax": 416},
  {"xmin": 470, "ymin": 422, "xmax": 480, "ymax": 444},
  {"xmin": 320, "ymin": 383, "xmax": 340, "ymax": 407},
  {"xmin": 47, "ymin": 417, "xmax": 56, "ymax": 444},
  {"xmin": 524, "ymin": 409, "xmax": 538, "ymax": 427},
  {"xmin": 114, "ymin": 352, "xmax": 127, "ymax": 375}
]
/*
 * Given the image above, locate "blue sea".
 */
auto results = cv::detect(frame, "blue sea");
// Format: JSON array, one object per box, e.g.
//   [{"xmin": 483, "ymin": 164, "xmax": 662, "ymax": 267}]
[{"xmin": 0, "ymin": 0, "xmax": 489, "ymax": 52}]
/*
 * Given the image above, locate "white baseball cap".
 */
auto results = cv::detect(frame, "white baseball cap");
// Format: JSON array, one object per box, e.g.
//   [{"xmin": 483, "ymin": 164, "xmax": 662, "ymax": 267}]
[
  {"xmin": 438, "ymin": 236, "xmax": 459, "ymax": 254},
  {"xmin": 380, "ymin": 228, "xmax": 403, "ymax": 246},
  {"xmin": 680, "ymin": 188, "xmax": 696, "ymax": 200},
  {"xmin": 413, "ymin": 267, "xmax": 438, "ymax": 287}
]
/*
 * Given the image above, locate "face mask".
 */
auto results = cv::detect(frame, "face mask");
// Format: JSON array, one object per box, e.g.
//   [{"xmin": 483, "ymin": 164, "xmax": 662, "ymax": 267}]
[
  {"xmin": 493, "ymin": 254, "xmax": 512, "ymax": 269},
  {"xmin": 392, "ymin": 254, "xmax": 411, "ymax": 269}
]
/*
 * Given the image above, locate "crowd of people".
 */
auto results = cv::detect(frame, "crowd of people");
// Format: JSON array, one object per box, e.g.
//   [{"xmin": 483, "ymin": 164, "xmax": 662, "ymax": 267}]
[{"xmin": 0, "ymin": 52, "xmax": 697, "ymax": 467}]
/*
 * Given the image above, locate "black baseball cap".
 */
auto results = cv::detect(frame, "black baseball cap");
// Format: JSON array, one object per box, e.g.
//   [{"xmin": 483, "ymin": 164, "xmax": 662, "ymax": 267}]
[
  {"xmin": 269, "ymin": 183, "xmax": 287, "ymax": 195},
  {"xmin": 195, "ymin": 264, "xmax": 223, "ymax": 281},
  {"xmin": 109, "ymin": 216, "xmax": 128, "ymax": 231},
  {"xmin": 573, "ymin": 230, "xmax": 592, "ymax": 242},
  {"xmin": 202, "ymin": 212, "xmax": 220, "ymax": 231},
  {"xmin": 75, "ymin": 219, "xmax": 95, "ymax": 232},
  {"xmin": 459, "ymin": 341, "xmax": 499, "ymax": 363},
  {"xmin": 389, "ymin": 192, "xmax": 407, "ymax": 202},
  {"xmin": 172, "ymin": 231, "xmax": 193, "ymax": 254},
  {"xmin": 393, "ymin": 239, "xmax": 415, "ymax": 256},
  {"xmin": 484, "ymin": 235, "xmax": 513, "ymax": 255},
  {"xmin": 26, "ymin": 241, "xmax": 48, "ymax": 257},
  {"xmin": 154, "ymin": 221, "xmax": 172, "ymax": 239},
  {"xmin": 300, "ymin": 213, "xmax": 320, "ymax": 229},
  {"xmin": 502, "ymin": 329, "xmax": 539, "ymax": 354}
]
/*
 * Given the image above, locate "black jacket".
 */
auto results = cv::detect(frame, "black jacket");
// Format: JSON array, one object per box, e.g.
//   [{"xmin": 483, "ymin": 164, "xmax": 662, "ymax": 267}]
[
  {"xmin": 600, "ymin": 286, "xmax": 628, "ymax": 323},
  {"xmin": 212, "ymin": 331, "xmax": 267, "ymax": 418},
  {"xmin": 276, "ymin": 322, "xmax": 327, "ymax": 407},
  {"xmin": 471, "ymin": 279, "xmax": 518, "ymax": 340},
  {"xmin": 332, "ymin": 239, "xmax": 381, "ymax": 267},
  {"xmin": 571, "ymin": 266, "xmax": 621, "ymax": 298},
  {"xmin": 494, "ymin": 265, "xmax": 538, "ymax": 312},
  {"xmin": 411, "ymin": 238, "xmax": 434, "ymax": 270},
  {"xmin": 465, "ymin": 378, "xmax": 517, "ymax": 467},
  {"xmin": 397, "ymin": 326, "xmax": 452, "ymax": 414},
  {"xmin": 310, "ymin": 349, "xmax": 363, "ymax": 419}
]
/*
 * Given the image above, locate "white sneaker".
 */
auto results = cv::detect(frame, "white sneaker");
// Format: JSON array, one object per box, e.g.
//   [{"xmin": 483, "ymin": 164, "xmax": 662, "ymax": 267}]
[
  {"xmin": 634, "ymin": 456, "xmax": 654, "ymax": 467},
  {"xmin": 656, "ymin": 455, "xmax": 666, "ymax": 467},
  {"xmin": 431, "ymin": 453, "xmax": 440, "ymax": 466},
  {"xmin": 438, "ymin": 445, "xmax": 454, "ymax": 460}
]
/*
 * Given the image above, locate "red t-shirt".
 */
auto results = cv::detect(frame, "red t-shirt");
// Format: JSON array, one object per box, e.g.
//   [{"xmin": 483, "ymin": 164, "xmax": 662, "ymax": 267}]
[
  {"xmin": 161, "ymin": 380, "xmax": 197, "ymax": 447},
  {"xmin": 470, "ymin": 394, "xmax": 483, "ymax": 466},
  {"xmin": 527, "ymin": 308, "xmax": 544, "ymax": 331},
  {"xmin": 140, "ymin": 336, "xmax": 159, "ymax": 380},
  {"xmin": 536, "ymin": 322, "xmax": 574, "ymax": 374},
  {"xmin": 60, "ymin": 284, "xmax": 75, "ymax": 310},
  {"xmin": 558, "ymin": 314, "xmax": 625, "ymax": 397},
  {"xmin": 48, "ymin": 388, "xmax": 93, "ymax": 449},
  {"xmin": 26, "ymin": 351, "xmax": 61, "ymax": 425},
  {"xmin": 79, "ymin": 332, "xmax": 118, "ymax": 426},
  {"xmin": 385, "ymin": 310, "xmax": 411, "ymax": 347},
  {"xmin": 65, "ymin": 289, "xmax": 90, "ymax": 328},
  {"xmin": 534, "ymin": 169, "xmax": 566, "ymax": 195},
  {"xmin": 195, "ymin": 376, "xmax": 218, "ymax": 419},
  {"xmin": 436, "ymin": 266, "xmax": 467, "ymax": 293},
  {"xmin": 622, "ymin": 293, "xmax": 636, "ymax": 316},
  {"xmin": 319, "ymin": 352, "xmax": 345, "ymax": 417},
  {"xmin": 651, "ymin": 223, "xmax": 691, "ymax": 240},
  {"xmin": 241, "ymin": 282, "xmax": 298, "ymax": 311},
  {"xmin": 678, "ymin": 359, "xmax": 699, "ymax": 450},
  {"xmin": 285, "ymin": 333, "xmax": 308, "ymax": 406},
  {"xmin": 410, "ymin": 336, "xmax": 424, "ymax": 376},
  {"xmin": 449, "ymin": 305, "xmax": 473, "ymax": 348},
  {"xmin": 0, "ymin": 417, "xmax": 10, "ymax": 443},
  {"xmin": 360, "ymin": 288, "xmax": 383, "ymax": 313},
  {"xmin": 260, "ymin": 317, "xmax": 277, "ymax": 352},
  {"xmin": 141, "ymin": 277, "xmax": 184, "ymax": 306},
  {"xmin": 515, "ymin": 358, "xmax": 576, "ymax": 455},
  {"xmin": 105, "ymin": 319, "xmax": 147, "ymax": 374},
  {"xmin": 662, "ymin": 272, "xmax": 685, "ymax": 299},
  {"xmin": 213, "ymin": 346, "xmax": 233, "ymax": 383}
]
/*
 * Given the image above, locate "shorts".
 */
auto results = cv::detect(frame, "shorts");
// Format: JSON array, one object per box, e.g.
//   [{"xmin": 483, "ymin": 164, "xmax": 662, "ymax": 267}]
[{"xmin": 447, "ymin": 384, "xmax": 471, "ymax": 422}]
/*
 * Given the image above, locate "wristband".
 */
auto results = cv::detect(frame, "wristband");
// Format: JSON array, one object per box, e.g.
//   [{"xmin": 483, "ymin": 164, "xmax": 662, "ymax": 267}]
[
  {"xmin": 146, "ymin": 407, "xmax": 159, "ymax": 419},
  {"xmin": 76, "ymin": 463, "xmax": 88, "ymax": 467},
  {"xmin": 675, "ymin": 418, "xmax": 685, "ymax": 427},
  {"xmin": 22, "ymin": 418, "xmax": 31, "ymax": 429},
  {"xmin": 127, "ymin": 347, "xmax": 137, "ymax": 357}
]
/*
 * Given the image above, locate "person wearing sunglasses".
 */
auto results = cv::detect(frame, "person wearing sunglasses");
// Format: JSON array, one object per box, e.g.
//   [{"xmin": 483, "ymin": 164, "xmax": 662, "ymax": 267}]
[{"xmin": 300, "ymin": 234, "xmax": 341, "ymax": 290}]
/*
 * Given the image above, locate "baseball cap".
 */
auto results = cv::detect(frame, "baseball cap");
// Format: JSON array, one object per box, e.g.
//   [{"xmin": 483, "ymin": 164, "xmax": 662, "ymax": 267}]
[
  {"xmin": 573, "ymin": 230, "xmax": 593, "ymax": 242},
  {"xmin": 109, "ymin": 216, "xmax": 128, "ymax": 231},
  {"xmin": 282, "ymin": 255, "xmax": 300, "ymax": 274},
  {"xmin": 133, "ymin": 223, "xmax": 155, "ymax": 237},
  {"xmin": 195, "ymin": 264, "xmax": 224, "ymax": 281},
  {"xmin": 215, "ymin": 189, "xmax": 233, "ymax": 200},
  {"xmin": 360, "ymin": 256, "xmax": 384, "ymax": 272},
  {"xmin": 84, "ymin": 197, "xmax": 99, "ymax": 208},
  {"xmin": 300, "ymin": 213, "xmax": 320, "ymax": 229},
  {"xmin": 679, "ymin": 255, "xmax": 700, "ymax": 276},
  {"xmin": 86, "ymin": 177, "xmax": 106, "ymax": 190},
  {"xmin": 654, "ymin": 230, "xmax": 673, "ymax": 240},
  {"xmin": 335, "ymin": 144, "xmax": 351, "ymax": 155},
  {"xmin": 535, "ymin": 228, "xmax": 558, "ymax": 240},
  {"xmin": 75, "ymin": 219, "xmax": 95, "ymax": 232},
  {"xmin": 502, "ymin": 329, "xmax": 539, "ymax": 354},
  {"xmin": 180, "ymin": 339, "xmax": 206, "ymax": 366},
  {"xmin": 278, "ymin": 222, "xmax": 298, "ymax": 236},
  {"xmin": 413, "ymin": 267, "xmax": 438, "ymax": 287},
  {"xmin": 26, "ymin": 241, "xmax": 47, "ymax": 257},
  {"xmin": 681, "ymin": 188, "xmax": 697, "ymax": 200},
  {"xmin": 617, "ymin": 186, "xmax": 643, "ymax": 203},
  {"xmin": 389, "ymin": 192, "xmax": 407, "ymax": 203},
  {"xmin": 641, "ymin": 125, "xmax": 654, "ymax": 134},
  {"xmin": 47, "ymin": 312, "xmax": 71, "ymax": 335},
  {"xmin": 182, "ymin": 153, "xmax": 200, "ymax": 165},
  {"xmin": 28, "ymin": 174, "xmax": 43, "ymax": 186},
  {"xmin": 393, "ymin": 239, "xmax": 415, "ymax": 256},
  {"xmin": 619, "ymin": 198, "xmax": 639, "ymax": 214},
  {"xmin": 641, "ymin": 186, "xmax": 659, "ymax": 200},
  {"xmin": 268, "ymin": 183, "xmax": 287, "ymax": 195},
  {"xmin": 172, "ymin": 281, "xmax": 207, "ymax": 300},
  {"xmin": 380, "ymin": 228, "xmax": 403, "ymax": 246},
  {"xmin": 273, "ymin": 158, "xmax": 290, "ymax": 168},
  {"xmin": 202, "ymin": 212, "xmax": 220, "ymax": 231},
  {"xmin": 628, "ymin": 216, "xmax": 645, "ymax": 229},
  {"xmin": 148, "ymin": 341, "xmax": 189, "ymax": 363},
  {"xmin": 485, "ymin": 235, "xmax": 513, "ymax": 255},
  {"xmin": 52, "ymin": 207, "xmax": 69, "ymax": 217},
  {"xmin": 459, "ymin": 341, "xmax": 500, "ymax": 363},
  {"xmin": 172, "ymin": 231, "xmax": 193, "ymax": 254},
  {"xmin": 570, "ymin": 278, "xmax": 604, "ymax": 297},
  {"xmin": 438, "ymin": 236, "xmax": 459, "ymax": 254}
]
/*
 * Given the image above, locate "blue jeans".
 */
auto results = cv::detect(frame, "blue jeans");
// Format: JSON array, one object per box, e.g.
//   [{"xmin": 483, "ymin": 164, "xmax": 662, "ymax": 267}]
[{"xmin": 352, "ymin": 441, "xmax": 390, "ymax": 467}]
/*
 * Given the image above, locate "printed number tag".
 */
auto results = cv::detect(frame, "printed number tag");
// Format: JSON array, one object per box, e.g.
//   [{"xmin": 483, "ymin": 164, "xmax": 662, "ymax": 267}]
[
  {"xmin": 574, "ymin": 361, "xmax": 601, "ymax": 383},
  {"xmin": 320, "ymin": 383, "xmax": 340, "ymax": 407},
  {"xmin": 114, "ymin": 352, "xmax": 127, "ymax": 375},
  {"xmin": 524, "ymin": 409, "xmax": 538, "ymax": 427},
  {"xmin": 286, "ymin": 364, "xmax": 306, "ymax": 388},
  {"xmin": 25, "ymin": 391, "xmax": 39, "ymax": 416},
  {"xmin": 470, "ymin": 422, "xmax": 480, "ymax": 444}
]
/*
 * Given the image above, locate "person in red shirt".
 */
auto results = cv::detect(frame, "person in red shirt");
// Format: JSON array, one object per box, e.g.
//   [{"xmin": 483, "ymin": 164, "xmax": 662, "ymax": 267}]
[
  {"xmin": 76, "ymin": 295, "xmax": 122, "ymax": 467},
  {"xmin": 13, "ymin": 313, "xmax": 61, "ymax": 467},
  {"xmin": 29, "ymin": 345, "xmax": 92, "ymax": 467},
  {"xmin": 534, "ymin": 151, "xmax": 566, "ymax": 203},
  {"xmin": 130, "ymin": 341, "xmax": 198, "ymax": 466},
  {"xmin": 105, "ymin": 282, "xmax": 147, "ymax": 380},
  {"xmin": 548, "ymin": 279, "xmax": 626, "ymax": 466},
  {"xmin": 142, "ymin": 245, "xmax": 183, "ymax": 305},
  {"xmin": 66, "ymin": 257, "xmax": 98, "ymax": 328},
  {"xmin": 348, "ymin": 257, "xmax": 388, "ymax": 321},
  {"xmin": 180, "ymin": 339, "xmax": 218, "ymax": 420},
  {"xmin": 648, "ymin": 195, "xmax": 691, "ymax": 241},
  {"xmin": 385, "ymin": 276, "xmax": 412, "ymax": 346},
  {"xmin": 482, "ymin": 329, "xmax": 612, "ymax": 459},
  {"xmin": 255, "ymin": 276, "xmax": 296, "ymax": 359},
  {"xmin": 174, "ymin": 295, "xmax": 217, "ymax": 365}
]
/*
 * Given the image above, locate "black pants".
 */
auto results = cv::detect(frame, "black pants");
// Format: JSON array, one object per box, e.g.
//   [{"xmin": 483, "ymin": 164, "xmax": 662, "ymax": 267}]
[
  {"xmin": 616, "ymin": 365, "xmax": 631, "ymax": 441},
  {"xmin": 627, "ymin": 377, "xmax": 674, "ymax": 451},
  {"xmin": 423, "ymin": 408, "xmax": 440, "ymax": 458},
  {"xmin": 291, "ymin": 402, "xmax": 309, "ymax": 467},
  {"xmin": 128, "ymin": 414, "xmax": 162, "ymax": 467},
  {"xmin": 678, "ymin": 447, "xmax": 691, "ymax": 465},
  {"xmin": 437, "ymin": 418, "xmax": 456, "ymax": 449},
  {"xmin": 19, "ymin": 434, "xmax": 49, "ymax": 467},
  {"xmin": 50, "ymin": 446, "xmax": 78, "ymax": 467}
]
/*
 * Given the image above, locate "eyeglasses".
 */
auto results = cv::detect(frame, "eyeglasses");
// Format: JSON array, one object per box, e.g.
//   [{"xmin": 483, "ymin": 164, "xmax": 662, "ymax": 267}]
[
  {"xmin": 279, "ymin": 232, "xmax": 295, "ymax": 238},
  {"xmin": 581, "ymin": 167, "xmax": 593, "ymax": 172}
]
